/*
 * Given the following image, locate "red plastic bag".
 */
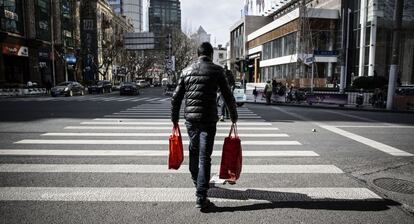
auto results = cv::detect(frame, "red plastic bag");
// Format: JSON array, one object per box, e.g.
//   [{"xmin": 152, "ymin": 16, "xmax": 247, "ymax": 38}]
[
  {"xmin": 219, "ymin": 123, "xmax": 242, "ymax": 184},
  {"xmin": 168, "ymin": 124, "xmax": 184, "ymax": 170}
]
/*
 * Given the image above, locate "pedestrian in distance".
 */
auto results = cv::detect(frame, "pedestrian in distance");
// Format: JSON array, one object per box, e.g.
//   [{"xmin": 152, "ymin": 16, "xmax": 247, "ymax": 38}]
[
  {"xmin": 45, "ymin": 80, "xmax": 52, "ymax": 95},
  {"xmin": 253, "ymin": 87, "xmax": 258, "ymax": 102},
  {"xmin": 264, "ymin": 80, "xmax": 273, "ymax": 105},
  {"xmin": 220, "ymin": 66, "xmax": 236, "ymax": 121},
  {"xmin": 171, "ymin": 42, "xmax": 238, "ymax": 210}
]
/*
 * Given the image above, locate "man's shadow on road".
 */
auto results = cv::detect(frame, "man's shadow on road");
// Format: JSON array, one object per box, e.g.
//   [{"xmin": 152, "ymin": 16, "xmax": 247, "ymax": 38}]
[{"xmin": 201, "ymin": 187, "xmax": 399, "ymax": 213}]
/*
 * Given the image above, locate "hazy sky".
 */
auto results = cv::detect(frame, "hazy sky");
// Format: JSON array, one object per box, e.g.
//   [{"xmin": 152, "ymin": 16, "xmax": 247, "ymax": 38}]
[{"xmin": 180, "ymin": 0, "xmax": 245, "ymax": 46}]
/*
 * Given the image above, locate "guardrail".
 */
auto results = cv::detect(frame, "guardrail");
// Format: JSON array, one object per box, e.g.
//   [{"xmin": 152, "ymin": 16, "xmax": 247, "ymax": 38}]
[{"xmin": 0, "ymin": 88, "xmax": 47, "ymax": 97}]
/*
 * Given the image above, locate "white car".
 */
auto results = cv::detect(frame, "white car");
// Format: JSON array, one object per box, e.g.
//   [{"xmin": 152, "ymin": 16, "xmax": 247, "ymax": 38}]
[
  {"xmin": 136, "ymin": 80, "xmax": 148, "ymax": 88},
  {"xmin": 233, "ymin": 86, "xmax": 246, "ymax": 107}
]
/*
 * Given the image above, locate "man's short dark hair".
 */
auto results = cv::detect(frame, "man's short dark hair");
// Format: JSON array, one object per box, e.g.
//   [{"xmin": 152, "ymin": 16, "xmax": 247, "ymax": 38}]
[{"xmin": 198, "ymin": 42, "xmax": 214, "ymax": 58}]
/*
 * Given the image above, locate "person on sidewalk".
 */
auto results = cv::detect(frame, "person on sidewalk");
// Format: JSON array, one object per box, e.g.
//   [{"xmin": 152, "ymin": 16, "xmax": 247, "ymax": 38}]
[
  {"xmin": 219, "ymin": 66, "xmax": 235, "ymax": 121},
  {"xmin": 253, "ymin": 87, "xmax": 258, "ymax": 102},
  {"xmin": 264, "ymin": 80, "xmax": 273, "ymax": 105},
  {"xmin": 171, "ymin": 42, "xmax": 238, "ymax": 209}
]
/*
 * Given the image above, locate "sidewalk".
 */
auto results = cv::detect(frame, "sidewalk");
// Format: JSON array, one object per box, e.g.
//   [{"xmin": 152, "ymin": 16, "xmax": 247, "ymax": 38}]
[
  {"xmin": 246, "ymin": 100, "xmax": 414, "ymax": 114},
  {"xmin": 0, "ymin": 88, "xmax": 47, "ymax": 97}
]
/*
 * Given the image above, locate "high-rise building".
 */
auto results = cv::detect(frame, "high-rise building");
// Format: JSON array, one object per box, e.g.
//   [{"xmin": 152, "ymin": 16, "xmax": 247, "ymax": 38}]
[
  {"xmin": 191, "ymin": 26, "xmax": 211, "ymax": 45},
  {"xmin": 108, "ymin": 0, "xmax": 143, "ymax": 32},
  {"xmin": 148, "ymin": 0, "xmax": 181, "ymax": 35}
]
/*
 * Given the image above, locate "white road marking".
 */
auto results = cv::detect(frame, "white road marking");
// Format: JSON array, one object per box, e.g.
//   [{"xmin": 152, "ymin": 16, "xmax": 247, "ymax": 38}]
[
  {"xmin": 80, "ymin": 121, "xmax": 272, "ymax": 126},
  {"xmin": 63, "ymin": 126, "xmax": 279, "ymax": 130},
  {"xmin": 0, "ymin": 150, "xmax": 317, "ymax": 157},
  {"xmin": 0, "ymin": 164, "xmax": 338, "ymax": 173},
  {"xmin": 272, "ymin": 107, "xmax": 414, "ymax": 157},
  {"xmin": 320, "ymin": 125, "xmax": 413, "ymax": 156},
  {"xmin": 0, "ymin": 187, "xmax": 382, "ymax": 202},
  {"xmin": 334, "ymin": 125, "xmax": 414, "ymax": 128},
  {"xmin": 42, "ymin": 133, "xmax": 288, "ymax": 137},
  {"xmin": 15, "ymin": 139, "xmax": 301, "ymax": 145},
  {"xmin": 146, "ymin": 98, "xmax": 162, "ymax": 101},
  {"xmin": 159, "ymin": 98, "xmax": 170, "ymax": 102},
  {"xmin": 104, "ymin": 115, "xmax": 263, "ymax": 119},
  {"xmin": 322, "ymin": 110, "xmax": 393, "ymax": 125}
]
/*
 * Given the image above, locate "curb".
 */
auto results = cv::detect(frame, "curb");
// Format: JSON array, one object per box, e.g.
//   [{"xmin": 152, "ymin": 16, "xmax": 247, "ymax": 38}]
[{"xmin": 245, "ymin": 101, "xmax": 414, "ymax": 114}]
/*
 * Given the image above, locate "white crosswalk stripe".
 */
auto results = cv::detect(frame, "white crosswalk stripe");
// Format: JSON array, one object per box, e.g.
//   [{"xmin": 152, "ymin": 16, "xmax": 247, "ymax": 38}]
[
  {"xmin": 42, "ymin": 132, "xmax": 288, "ymax": 137},
  {"xmin": 15, "ymin": 139, "xmax": 302, "ymax": 145},
  {"xmin": 0, "ymin": 187, "xmax": 382, "ymax": 202},
  {"xmin": 0, "ymin": 150, "xmax": 316, "ymax": 157},
  {"xmin": 0, "ymin": 96, "xmax": 171, "ymax": 102},
  {"xmin": 0, "ymin": 164, "xmax": 343, "ymax": 173},
  {"xmin": 1, "ymin": 101, "xmax": 384, "ymax": 207}
]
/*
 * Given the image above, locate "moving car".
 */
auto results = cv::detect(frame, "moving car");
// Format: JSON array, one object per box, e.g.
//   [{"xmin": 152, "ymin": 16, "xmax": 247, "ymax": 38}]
[
  {"xmin": 136, "ymin": 80, "xmax": 149, "ymax": 88},
  {"xmin": 120, "ymin": 82, "xmax": 139, "ymax": 95},
  {"xmin": 51, "ymin": 81, "xmax": 85, "ymax": 97},
  {"xmin": 233, "ymin": 85, "xmax": 246, "ymax": 107},
  {"xmin": 88, "ymin": 80, "xmax": 112, "ymax": 94}
]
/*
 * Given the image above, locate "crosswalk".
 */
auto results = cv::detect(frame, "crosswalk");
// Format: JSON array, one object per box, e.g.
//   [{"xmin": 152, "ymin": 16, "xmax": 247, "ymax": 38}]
[
  {"xmin": 0, "ymin": 101, "xmax": 383, "ymax": 205},
  {"xmin": 0, "ymin": 95, "xmax": 170, "ymax": 102}
]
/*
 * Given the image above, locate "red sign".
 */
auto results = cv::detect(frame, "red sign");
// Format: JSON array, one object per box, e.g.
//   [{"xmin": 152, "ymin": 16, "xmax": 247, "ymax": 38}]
[{"xmin": 2, "ymin": 44, "xmax": 29, "ymax": 57}]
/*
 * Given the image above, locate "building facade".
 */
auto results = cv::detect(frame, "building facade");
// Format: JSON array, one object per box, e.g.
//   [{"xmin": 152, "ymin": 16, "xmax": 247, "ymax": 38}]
[
  {"xmin": 148, "ymin": 0, "xmax": 181, "ymax": 36},
  {"xmin": 229, "ymin": 15, "xmax": 272, "ymax": 81},
  {"xmin": 213, "ymin": 44, "xmax": 227, "ymax": 68},
  {"xmin": 0, "ymin": 0, "xmax": 79, "ymax": 87},
  {"xmin": 80, "ymin": 0, "xmax": 133, "ymax": 82},
  {"xmin": 347, "ymin": 0, "xmax": 414, "ymax": 86},
  {"xmin": 108, "ymin": 0, "xmax": 143, "ymax": 32},
  {"xmin": 243, "ymin": 0, "xmax": 341, "ymax": 88}
]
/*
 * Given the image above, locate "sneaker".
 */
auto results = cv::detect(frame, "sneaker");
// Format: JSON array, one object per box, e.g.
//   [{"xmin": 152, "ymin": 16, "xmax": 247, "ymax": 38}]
[
  {"xmin": 219, "ymin": 116, "xmax": 224, "ymax": 122},
  {"xmin": 195, "ymin": 197, "xmax": 211, "ymax": 209}
]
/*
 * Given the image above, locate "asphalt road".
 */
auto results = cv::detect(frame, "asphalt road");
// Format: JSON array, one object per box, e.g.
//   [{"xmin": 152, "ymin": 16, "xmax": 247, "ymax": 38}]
[{"xmin": 0, "ymin": 87, "xmax": 413, "ymax": 224}]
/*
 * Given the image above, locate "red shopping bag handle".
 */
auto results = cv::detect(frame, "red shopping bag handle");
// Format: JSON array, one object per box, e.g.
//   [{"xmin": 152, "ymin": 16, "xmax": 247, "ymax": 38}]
[
  {"xmin": 172, "ymin": 123, "xmax": 182, "ymax": 137},
  {"xmin": 228, "ymin": 123, "xmax": 238, "ymax": 138}
]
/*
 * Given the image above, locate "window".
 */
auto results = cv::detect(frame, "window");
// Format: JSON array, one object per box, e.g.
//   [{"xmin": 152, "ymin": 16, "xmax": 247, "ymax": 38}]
[
  {"xmin": 0, "ymin": 0, "xmax": 23, "ymax": 34},
  {"xmin": 36, "ymin": 0, "xmax": 51, "ymax": 41}
]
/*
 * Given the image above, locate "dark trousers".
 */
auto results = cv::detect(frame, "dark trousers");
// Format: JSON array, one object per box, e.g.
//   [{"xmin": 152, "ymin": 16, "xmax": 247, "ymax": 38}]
[
  {"xmin": 220, "ymin": 95, "xmax": 229, "ymax": 118},
  {"xmin": 185, "ymin": 121, "xmax": 217, "ymax": 198},
  {"xmin": 265, "ymin": 92, "xmax": 272, "ymax": 105}
]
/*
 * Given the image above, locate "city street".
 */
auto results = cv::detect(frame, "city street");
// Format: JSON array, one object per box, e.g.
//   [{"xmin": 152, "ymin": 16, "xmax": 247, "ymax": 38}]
[{"xmin": 0, "ymin": 87, "xmax": 413, "ymax": 223}]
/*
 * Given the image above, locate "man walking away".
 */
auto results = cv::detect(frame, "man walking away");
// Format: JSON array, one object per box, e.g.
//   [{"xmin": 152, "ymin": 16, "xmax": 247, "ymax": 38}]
[
  {"xmin": 264, "ymin": 80, "xmax": 273, "ymax": 105},
  {"xmin": 171, "ymin": 42, "xmax": 238, "ymax": 209},
  {"xmin": 220, "ymin": 66, "xmax": 236, "ymax": 121}
]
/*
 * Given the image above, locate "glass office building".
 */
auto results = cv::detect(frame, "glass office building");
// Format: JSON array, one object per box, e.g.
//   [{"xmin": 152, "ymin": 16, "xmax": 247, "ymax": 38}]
[
  {"xmin": 108, "ymin": 0, "xmax": 143, "ymax": 32},
  {"xmin": 148, "ymin": 0, "xmax": 181, "ymax": 34}
]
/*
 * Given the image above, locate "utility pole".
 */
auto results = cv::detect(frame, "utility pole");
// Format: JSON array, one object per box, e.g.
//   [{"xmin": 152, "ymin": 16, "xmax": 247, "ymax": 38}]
[
  {"xmin": 339, "ymin": 0, "xmax": 350, "ymax": 93},
  {"xmin": 386, "ymin": 0, "xmax": 404, "ymax": 110},
  {"xmin": 50, "ymin": 0, "xmax": 56, "ymax": 86}
]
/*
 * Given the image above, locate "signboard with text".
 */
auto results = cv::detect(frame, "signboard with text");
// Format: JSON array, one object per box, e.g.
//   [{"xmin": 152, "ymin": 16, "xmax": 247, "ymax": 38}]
[{"xmin": 2, "ymin": 44, "xmax": 28, "ymax": 57}]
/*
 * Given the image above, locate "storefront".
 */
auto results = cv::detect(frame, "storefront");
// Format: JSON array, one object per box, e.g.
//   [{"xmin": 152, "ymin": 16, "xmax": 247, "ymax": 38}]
[{"xmin": 1, "ymin": 43, "xmax": 29, "ymax": 85}]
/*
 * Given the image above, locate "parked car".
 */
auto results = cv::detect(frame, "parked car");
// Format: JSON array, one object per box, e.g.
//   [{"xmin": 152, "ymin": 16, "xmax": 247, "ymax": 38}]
[
  {"xmin": 88, "ymin": 80, "xmax": 112, "ymax": 94},
  {"xmin": 120, "ymin": 82, "xmax": 139, "ymax": 95},
  {"xmin": 136, "ymin": 80, "xmax": 149, "ymax": 88},
  {"xmin": 112, "ymin": 84, "xmax": 121, "ymax": 91},
  {"xmin": 51, "ymin": 81, "xmax": 85, "ymax": 97}
]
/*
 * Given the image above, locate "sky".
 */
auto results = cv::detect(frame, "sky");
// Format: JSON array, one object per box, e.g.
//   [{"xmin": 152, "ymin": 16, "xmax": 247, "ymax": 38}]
[{"xmin": 180, "ymin": 0, "xmax": 245, "ymax": 47}]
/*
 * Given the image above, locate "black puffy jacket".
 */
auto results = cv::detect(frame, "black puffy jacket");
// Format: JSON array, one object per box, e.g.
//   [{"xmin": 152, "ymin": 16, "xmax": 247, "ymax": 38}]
[{"xmin": 171, "ymin": 56, "xmax": 238, "ymax": 123}]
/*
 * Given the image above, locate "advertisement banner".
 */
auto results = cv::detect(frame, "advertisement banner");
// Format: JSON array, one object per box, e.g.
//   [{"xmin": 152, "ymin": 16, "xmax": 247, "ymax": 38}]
[{"xmin": 2, "ymin": 44, "xmax": 28, "ymax": 57}]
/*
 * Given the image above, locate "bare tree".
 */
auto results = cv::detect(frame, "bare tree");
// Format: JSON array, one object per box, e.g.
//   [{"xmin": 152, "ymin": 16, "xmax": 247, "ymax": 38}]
[
  {"xmin": 118, "ymin": 51, "xmax": 158, "ymax": 81},
  {"xmin": 95, "ymin": 40, "xmax": 123, "ymax": 80},
  {"xmin": 171, "ymin": 29, "xmax": 197, "ymax": 74}
]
